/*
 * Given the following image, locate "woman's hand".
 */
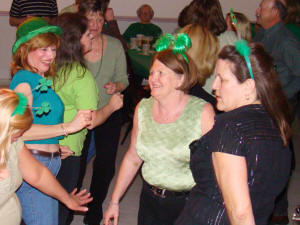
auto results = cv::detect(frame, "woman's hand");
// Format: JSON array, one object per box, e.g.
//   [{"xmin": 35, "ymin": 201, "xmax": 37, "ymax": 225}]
[
  {"xmin": 65, "ymin": 188, "xmax": 93, "ymax": 212},
  {"xmin": 103, "ymin": 202, "xmax": 120, "ymax": 225},
  {"xmin": 66, "ymin": 110, "xmax": 92, "ymax": 133},
  {"xmin": 108, "ymin": 92, "xmax": 124, "ymax": 111},
  {"xmin": 59, "ymin": 145, "xmax": 74, "ymax": 159},
  {"xmin": 104, "ymin": 82, "xmax": 118, "ymax": 95}
]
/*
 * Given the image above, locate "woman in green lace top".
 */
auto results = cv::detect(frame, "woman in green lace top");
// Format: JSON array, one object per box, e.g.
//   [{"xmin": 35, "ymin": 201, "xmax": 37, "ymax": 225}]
[{"xmin": 104, "ymin": 34, "xmax": 215, "ymax": 225}]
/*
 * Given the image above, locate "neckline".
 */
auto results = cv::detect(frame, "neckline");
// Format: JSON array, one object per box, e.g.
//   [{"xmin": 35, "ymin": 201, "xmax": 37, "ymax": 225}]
[
  {"xmin": 151, "ymin": 96, "xmax": 192, "ymax": 125},
  {"xmin": 216, "ymin": 104, "xmax": 264, "ymax": 120}
]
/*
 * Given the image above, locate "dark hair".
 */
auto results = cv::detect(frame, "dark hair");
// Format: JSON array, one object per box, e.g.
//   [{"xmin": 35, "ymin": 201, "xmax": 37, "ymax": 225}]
[
  {"xmin": 284, "ymin": 0, "xmax": 300, "ymax": 24},
  {"xmin": 151, "ymin": 50, "xmax": 198, "ymax": 93},
  {"xmin": 218, "ymin": 43, "xmax": 292, "ymax": 146},
  {"xmin": 274, "ymin": 0, "xmax": 287, "ymax": 20},
  {"xmin": 78, "ymin": 0, "xmax": 108, "ymax": 15},
  {"xmin": 54, "ymin": 13, "xmax": 88, "ymax": 90},
  {"xmin": 177, "ymin": 0, "xmax": 227, "ymax": 36}
]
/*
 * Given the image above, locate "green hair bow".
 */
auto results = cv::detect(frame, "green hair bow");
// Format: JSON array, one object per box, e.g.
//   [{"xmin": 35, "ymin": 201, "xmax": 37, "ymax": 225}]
[
  {"xmin": 155, "ymin": 33, "xmax": 192, "ymax": 63},
  {"xmin": 235, "ymin": 39, "xmax": 254, "ymax": 79},
  {"xmin": 11, "ymin": 92, "xmax": 28, "ymax": 117},
  {"xmin": 230, "ymin": 8, "xmax": 238, "ymax": 29}
]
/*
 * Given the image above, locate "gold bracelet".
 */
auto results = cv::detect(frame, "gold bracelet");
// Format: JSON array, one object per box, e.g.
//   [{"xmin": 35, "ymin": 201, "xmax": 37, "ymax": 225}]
[{"xmin": 61, "ymin": 124, "xmax": 68, "ymax": 137}]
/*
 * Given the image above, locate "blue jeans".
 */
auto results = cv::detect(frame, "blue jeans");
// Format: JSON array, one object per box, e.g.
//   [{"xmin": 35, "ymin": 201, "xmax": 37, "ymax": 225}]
[{"xmin": 17, "ymin": 153, "xmax": 61, "ymax": 225}]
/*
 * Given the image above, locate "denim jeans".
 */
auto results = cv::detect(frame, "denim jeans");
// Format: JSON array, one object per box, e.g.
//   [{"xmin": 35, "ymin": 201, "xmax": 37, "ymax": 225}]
[{"xmin": 17, "ymin": 153, "xmax": 61, "ymax": 225}]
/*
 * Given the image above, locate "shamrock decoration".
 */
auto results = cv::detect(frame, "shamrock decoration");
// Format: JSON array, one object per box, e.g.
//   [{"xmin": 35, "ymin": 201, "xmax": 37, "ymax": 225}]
[
  {"xmin": 34, "ymin": 102, "xmax": 51, "ymax": 116},
  {"xmin": 155, "ymin": 33, "xmax": 192, "ymax": 63},
  {"xmin": 230, "ymin": 8, "xmax": 238, "ymax": 30},
  {"xmin": 35, "ymin": 78, "xmax": 52, "ymax": 92},
  {"xmin": 11, "ymin": 92, "xmax": 28, "ymax": 117}
]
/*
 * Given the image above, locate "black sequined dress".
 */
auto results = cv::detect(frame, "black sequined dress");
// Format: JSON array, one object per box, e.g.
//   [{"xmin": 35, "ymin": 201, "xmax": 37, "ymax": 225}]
[{"xmin": 175, "ymin": 104, "xmax": 291, "ymax": 225}]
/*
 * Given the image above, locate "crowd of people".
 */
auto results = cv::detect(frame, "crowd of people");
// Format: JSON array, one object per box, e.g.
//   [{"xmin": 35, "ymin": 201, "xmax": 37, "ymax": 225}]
[{"xmin": 0, "ymin": 0, "xmax": 299, "ymax": 225}]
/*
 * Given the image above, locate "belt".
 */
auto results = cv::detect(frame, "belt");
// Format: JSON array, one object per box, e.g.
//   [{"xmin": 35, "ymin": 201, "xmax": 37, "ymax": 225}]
[
  {"xmin": 29, "ymin": 149, "xmax": 60, "ymax": 158},
  {"xmin": 144, "ymin": 181, "xmax": 190, "ymax": 198}
]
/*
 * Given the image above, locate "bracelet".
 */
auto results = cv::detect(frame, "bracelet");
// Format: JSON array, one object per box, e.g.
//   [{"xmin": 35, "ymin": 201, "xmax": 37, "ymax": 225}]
[
  {"xmin": 109, "ymin": 201, "xmax": 119, "ymax": 206},
  {"xmin": 61, "ymin": 124, "xmax": 68, "ymax": 137}
]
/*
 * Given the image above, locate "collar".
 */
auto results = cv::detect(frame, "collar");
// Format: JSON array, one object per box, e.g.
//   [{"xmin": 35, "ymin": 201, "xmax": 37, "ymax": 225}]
[{"xmin": 262, "ymin": 21, "xmax": 285, "ymax": 38}]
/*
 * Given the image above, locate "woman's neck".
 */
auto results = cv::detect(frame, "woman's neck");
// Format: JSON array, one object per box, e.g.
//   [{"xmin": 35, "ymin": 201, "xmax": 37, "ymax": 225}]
[{"xmin": 156, "ymin": 92, "xmax": 189, "ymax": 113}]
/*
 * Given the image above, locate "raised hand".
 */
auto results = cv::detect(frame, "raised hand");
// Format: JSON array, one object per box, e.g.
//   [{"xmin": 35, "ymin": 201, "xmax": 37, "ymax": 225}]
[
  {"xmin": 104, "ymin": 82, "xmax": 118, "ymax": 95},
  {"xmin": 105, "ymin": 8, "xmax": 115, "ymax": 21},
  {"xmin": 66, "ymin": 110, "xmax": 92, "ymax": 133}
]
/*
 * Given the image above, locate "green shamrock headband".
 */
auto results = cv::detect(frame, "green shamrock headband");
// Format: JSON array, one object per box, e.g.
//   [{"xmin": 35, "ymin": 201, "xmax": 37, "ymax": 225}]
[
  {"xmin": 230, "ymin": 8, "xmax": 238, "ymax": 29},
  {"xmin": 155, "ymin": 33, "xmax": 192, "ymax": 63},
  {"xmin": 235, "ymin": 39, "xmax": 254, "ymax": 80},
  {"xmin": 11, "ymin": 92, "xmax": 28, "ymax": 117}
]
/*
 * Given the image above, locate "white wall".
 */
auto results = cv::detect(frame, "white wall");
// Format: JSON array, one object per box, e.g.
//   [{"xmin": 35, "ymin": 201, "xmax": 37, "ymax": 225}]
[
  {"xmin": 3, "ymin": 0, "xmax": 259, "ymax": 20},
  {"xmin": 0, "ymin": 0, "xmax": 260, "ymax": 81}
]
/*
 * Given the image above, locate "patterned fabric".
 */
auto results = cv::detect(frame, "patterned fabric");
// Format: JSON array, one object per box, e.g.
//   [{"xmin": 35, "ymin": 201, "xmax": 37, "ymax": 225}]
[
  {"xmin": 136, "ymin": 96, "xmax": 206, "ymax": 191},
  {"xmin": 0, "ymin": 138, "xmax": 24, "ymax": 225},
  {"xmin": 10, "ymin": 70, "xmax": 64, "ymax": 144},
  {"xmin": 10, "ymin": 0, "xmax": 58, "ymax": 18},
  {"xmin": 54, "ymin": 62, "xmax": 99, "ymax": 156},
  {"xmin": 175, "ymin": 104, "xmax": 291, "ymax": 225}
]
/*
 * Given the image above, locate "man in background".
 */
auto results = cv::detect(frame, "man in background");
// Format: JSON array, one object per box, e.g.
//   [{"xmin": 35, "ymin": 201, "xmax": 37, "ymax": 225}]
[
  {"xmin": 123, "ymin": 4, "xmax": 162, "ymax": 43},
  {"xmin": 9, "ymin": 0, "xmax": 58, "ymax": 26}
]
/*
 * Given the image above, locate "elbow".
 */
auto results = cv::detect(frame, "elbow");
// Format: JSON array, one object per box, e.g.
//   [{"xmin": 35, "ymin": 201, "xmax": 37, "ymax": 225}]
[
  {"xmin": 24, "ymin": 170, "xmax": 43, "ymax": 187},
  {"xmin": 229, "ymin": 204, "xmax": 253, "ymax": 224}
]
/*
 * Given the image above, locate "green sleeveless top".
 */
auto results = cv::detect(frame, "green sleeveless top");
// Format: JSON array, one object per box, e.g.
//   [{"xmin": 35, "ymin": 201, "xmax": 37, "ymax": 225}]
[{"xmin": 136, "ymin": 96, "xmax": 206, "ymax": 191}]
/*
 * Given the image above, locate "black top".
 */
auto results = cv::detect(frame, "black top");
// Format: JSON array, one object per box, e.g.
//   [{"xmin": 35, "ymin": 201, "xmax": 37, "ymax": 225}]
[{"xmin": 175, "ymin": 104, "xmax": 291, "ymax": 225}]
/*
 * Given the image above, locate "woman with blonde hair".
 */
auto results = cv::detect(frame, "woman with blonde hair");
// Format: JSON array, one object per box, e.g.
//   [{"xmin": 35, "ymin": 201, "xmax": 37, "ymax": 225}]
[
  {"xmin": 226, "ymin": 11, "xmax": 252, "ymax": 42},
  {"xmin": 179, "ymin": 24, "xmax": 219, "ymax": 110},
  {"xmin": 9, "ymin": 17, "xmax": 92, "ymax": 225},
  {"xmin": 0, "ymin": 89, "xmax": 92, "ymax": 225},
  {"xmin": 178, "ymin": 0, "xmax": 238, "ymax": 94}
]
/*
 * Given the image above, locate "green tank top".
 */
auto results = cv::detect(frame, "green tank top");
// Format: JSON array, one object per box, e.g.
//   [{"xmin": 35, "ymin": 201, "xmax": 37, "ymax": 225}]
[{"xmin": 136, "ymin": 96, "xmax": 206, "ymax": 191}]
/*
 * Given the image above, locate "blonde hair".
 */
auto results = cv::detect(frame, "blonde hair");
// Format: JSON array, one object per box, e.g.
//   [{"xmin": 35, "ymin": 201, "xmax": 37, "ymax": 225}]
[
  {"xmin": 10, "ymin": 33, "xmax": 60, "ymax": 77},
  {"xmin": 0, "ymin": 89, "xmax": 32, "ymax": 167},
  {"xmin": 227, "ymin": 12, "xmax": 252, "ymax": 42},
  {"xmin": 179, "ymin": 24, "xmax": 219, "ymax": 86}
]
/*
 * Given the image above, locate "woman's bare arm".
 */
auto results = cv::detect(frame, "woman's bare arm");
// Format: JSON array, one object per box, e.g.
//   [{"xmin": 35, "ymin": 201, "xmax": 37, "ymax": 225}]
[{"xmin": 212, "ymin": 152, "xmax": 255, "ymax": 225}]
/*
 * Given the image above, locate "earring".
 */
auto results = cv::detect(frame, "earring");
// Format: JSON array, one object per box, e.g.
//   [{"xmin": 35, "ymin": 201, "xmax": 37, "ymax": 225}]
[{"xmin": 245, "ymin": 95, "xmax": 250, "ymax": 101}]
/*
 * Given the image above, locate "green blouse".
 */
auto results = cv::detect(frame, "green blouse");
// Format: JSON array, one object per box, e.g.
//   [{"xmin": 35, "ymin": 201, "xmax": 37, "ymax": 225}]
[
  {"xmin": 86, "ymin": 35, "xmax": 128, "ymax": 108},
  {"xmin": 136, "ymin": 96, "xmax": 206, "ymax": 191},
  {"xmin": 54, "ymin": 62, "xmax": 99, "ymax": 156}
]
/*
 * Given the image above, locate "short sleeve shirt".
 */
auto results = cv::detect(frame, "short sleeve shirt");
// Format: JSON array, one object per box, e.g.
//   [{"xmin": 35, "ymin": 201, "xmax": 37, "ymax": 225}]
[{"xmin": 10, "ymin": 0, "xmax": 58, "ymax": 18}]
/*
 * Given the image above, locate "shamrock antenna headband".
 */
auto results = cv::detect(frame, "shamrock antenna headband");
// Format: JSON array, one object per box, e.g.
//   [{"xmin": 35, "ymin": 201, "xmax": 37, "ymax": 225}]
[
  {"xmin": 230, "ymin": 8, "xmax": 241, "ymax": 39},
  {"xmin": 235, "ymin": 39, "xmax": 254, "ymax": 80},
  {"xmin": 11, "ymin": 92, "xmax": 28, "ymax": 117},
  {"xmin": 155, "ymin": 33, "xmax": 192, "ymax": 63}
]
